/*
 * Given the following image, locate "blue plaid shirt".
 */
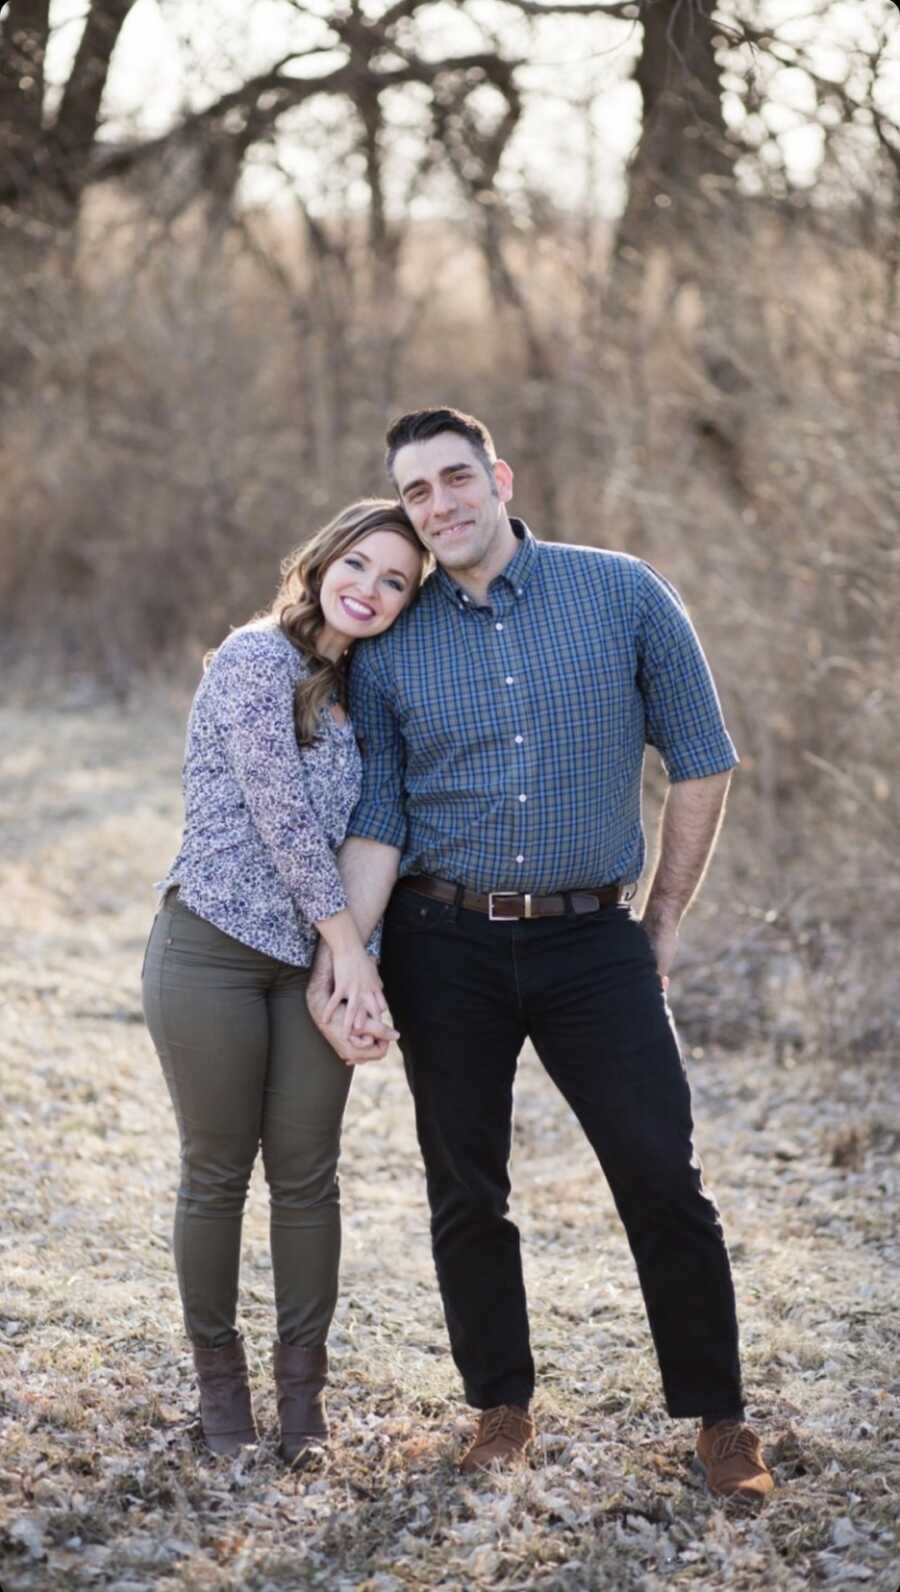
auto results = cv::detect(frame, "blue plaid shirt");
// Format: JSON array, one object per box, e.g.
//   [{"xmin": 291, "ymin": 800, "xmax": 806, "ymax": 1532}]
[{"xmin": 346, "ymin": 520, "xmax": 737, "ymax": 893}]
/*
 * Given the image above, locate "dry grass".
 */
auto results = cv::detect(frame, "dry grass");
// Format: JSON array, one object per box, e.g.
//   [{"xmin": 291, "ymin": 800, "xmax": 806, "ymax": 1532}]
[{"xmin": 1, "ymin": 696, "xmax": 899, "ymax": 1591}]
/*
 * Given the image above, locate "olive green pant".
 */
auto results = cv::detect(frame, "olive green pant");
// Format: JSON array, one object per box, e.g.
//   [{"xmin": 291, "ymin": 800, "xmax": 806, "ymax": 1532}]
[{"xmin": 142, "ymin": 892, "xmax": 351, "ymax": 1350}]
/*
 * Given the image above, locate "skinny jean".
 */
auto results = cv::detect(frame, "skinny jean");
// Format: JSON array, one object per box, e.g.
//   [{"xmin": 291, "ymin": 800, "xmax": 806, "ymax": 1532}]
[
  {"xmin": 380, "ymin": 888, "xmax": 744, "ymax": 1419},
  {"xmin": 141, "ymin": 891, "xmax": 351, "ymax": 1349}
]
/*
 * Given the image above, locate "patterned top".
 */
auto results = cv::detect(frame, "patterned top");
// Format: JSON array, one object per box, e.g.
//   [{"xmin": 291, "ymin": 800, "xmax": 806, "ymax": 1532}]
[
  {"xmin": 158, "ymin": 622, "xmax": 361, "ymax": 967},
  {"xmin": 347, "ymin": 519, "xmax": 738, "ymax": 894}
]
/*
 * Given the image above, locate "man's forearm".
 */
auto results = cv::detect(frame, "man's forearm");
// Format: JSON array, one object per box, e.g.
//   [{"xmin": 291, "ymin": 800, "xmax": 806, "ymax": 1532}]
[
  {"xmin": 309, "ymin": 835, "xmax": 400, "ymax": 993},
  {"xmin": 339, "ymin": 836, "xmax": 402, "ymax": 943},
  {"xmin": 644, "ymin": 770, "xmax": 731, "ymax": 924},
  {"xmin": 641, "ymin": 772, "xmax": 731, "ymax": 981},
  {"xmin": 307, "ymin": 837, "xmax": 401, "ymax": 1057}
]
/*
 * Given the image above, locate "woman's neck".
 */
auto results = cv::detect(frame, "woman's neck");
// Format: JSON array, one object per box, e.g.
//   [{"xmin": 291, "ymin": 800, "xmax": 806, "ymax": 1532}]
[{"xmin": 315, "ymin": 624, "xmax": 349, "ymax": 663}]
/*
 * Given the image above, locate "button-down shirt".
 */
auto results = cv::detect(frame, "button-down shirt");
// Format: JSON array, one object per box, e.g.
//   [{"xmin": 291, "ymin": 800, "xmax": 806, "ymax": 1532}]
[
  {"xmin": 158, "ymin": 622, "xmax": 360, "ymax": 966},
  {"xmin": 346, "ymin": 520, "xmax": 737, "ymax": 894}
]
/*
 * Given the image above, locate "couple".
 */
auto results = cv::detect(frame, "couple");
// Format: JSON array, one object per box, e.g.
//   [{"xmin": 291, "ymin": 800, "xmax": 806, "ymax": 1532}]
[{"xmin": 142, "ymin": 406, "xmax": 774, "ymax": 1503}]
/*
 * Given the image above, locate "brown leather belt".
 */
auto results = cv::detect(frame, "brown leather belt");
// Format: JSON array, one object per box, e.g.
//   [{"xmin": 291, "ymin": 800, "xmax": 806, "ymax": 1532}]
[{"xmin": 397, "ymin": 874, "xmax": 621, "ymax": 921}]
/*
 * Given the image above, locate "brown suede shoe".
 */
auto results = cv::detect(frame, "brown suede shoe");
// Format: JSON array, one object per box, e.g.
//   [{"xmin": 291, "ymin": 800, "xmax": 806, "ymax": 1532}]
[
  {"xmin": 192, "ymin": 1338, "xmax": 258, "ymax": 1457},
  {"xmin": 694, "ymin": 1421, "xmax": 774, "ymax": 1503},
  {"xmin": 459, "ymin": 1405, "xmax": 535, "ymax": 1474},
  {"xmin": 273, "ymin": 1342, "xmax": 328, "ymax": 1465}
]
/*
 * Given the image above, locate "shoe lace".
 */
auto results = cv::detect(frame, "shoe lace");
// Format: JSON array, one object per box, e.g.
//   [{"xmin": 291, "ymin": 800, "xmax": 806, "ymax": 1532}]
[
  {"xmin": 711, "ymin": 1424, "xmax": 760, "ymax": 1462},
  {"xmin": 479, "ymin": 1405, "xmax": 530, "ymax": 1443}
]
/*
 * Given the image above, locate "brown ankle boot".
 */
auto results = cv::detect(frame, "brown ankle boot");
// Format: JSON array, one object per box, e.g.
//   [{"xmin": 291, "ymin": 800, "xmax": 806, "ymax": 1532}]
[
  {"xmin": 192, "ymin": 1338, "xmax": 258, "ymax": 1457},
  {"xmin": 273, "ymin": 1342, "xmax": 328, "ymax": 1465},
  {"xmin": 694, "ymin": 1421, "xmax": 774, "ymax": 1503},
  {"xmin": 459, "ymin": 1405, "xmax": 535, "ymax": 1474}
]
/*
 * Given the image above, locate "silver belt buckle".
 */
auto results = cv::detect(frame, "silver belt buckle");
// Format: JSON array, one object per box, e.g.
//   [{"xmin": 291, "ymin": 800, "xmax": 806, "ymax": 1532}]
[{"xmin": 488, "ymin": 891, "xmax": 521, "ymax": 921}]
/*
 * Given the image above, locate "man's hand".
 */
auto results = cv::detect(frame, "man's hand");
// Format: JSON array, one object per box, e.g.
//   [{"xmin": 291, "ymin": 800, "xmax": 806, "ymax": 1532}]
[
  {"xmin": 640, "ymin": 909, "xmax": 679, "ymax": 990},
  {"xmin": 640, "ymin": 770, "xmax": 731, "ymax": 991},
  {"xmin": 307, "ymin": 942, "xmax": 397, "ymax": 1065}
]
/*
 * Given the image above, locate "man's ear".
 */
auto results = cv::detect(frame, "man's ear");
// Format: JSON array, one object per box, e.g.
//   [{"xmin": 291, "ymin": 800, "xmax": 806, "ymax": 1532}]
[{"xmin": 493, "ymin": 459, "xmax": 514, "ymax": 504}]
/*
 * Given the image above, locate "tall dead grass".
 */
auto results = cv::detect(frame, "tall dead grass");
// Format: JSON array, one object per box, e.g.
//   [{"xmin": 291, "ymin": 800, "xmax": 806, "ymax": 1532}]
[{"xmin": 2, "ymin": 193, "xmax": 898, "ymax": 1062}]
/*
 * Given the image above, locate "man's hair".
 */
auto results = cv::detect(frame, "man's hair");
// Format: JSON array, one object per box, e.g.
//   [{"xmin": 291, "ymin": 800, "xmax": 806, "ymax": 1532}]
[{"xmin": 385, "ymin": 407, "xmax": 497, "ymax": 484}]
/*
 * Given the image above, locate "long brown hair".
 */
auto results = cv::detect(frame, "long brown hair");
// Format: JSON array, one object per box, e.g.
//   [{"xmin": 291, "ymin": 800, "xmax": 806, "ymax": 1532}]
[{"xmin": 271, "ymin": 498, "xmax": 427, "ymax": 746}]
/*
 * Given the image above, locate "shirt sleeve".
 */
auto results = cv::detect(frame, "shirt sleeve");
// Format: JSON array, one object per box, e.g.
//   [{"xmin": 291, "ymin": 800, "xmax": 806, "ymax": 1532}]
[
  {"xmin": 345, "ymin": 644, "xmax": 408, "ymax": 849},
  {"xmin": 208, "ymin": 631, "xmax": 349, "ymax": 923},
  {"xmin": 634, "ymin": 562, "xmax": 739, "ymax": 782}
]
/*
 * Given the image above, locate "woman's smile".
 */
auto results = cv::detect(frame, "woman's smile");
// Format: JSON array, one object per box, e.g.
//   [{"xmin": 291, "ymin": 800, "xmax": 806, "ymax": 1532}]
[{"xmin": 339, "ymin": 594, "xmax": 377, "ymax": 621}]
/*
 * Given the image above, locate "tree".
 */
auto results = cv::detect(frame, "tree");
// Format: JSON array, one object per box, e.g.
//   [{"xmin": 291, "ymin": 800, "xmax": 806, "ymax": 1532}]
[
  {"xmin": 1, "ymin": 0, "xmax": 138, "ymax": 228},
  {"xmin": 618, "ymin": 0, "xmax": 743, "ymax": 252},
  {"xmin": 0, "ymin": 1, "xmax": 525, "ymax": 262},
  {"xmin": 4, "ymin": 1, "xmax": 898, "ymax": 253}
]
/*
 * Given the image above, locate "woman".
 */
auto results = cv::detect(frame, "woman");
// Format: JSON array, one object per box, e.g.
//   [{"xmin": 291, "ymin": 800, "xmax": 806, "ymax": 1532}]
[{"xmin": 142, "ymin": 499, "xmax": 426, "ymax": 1462}]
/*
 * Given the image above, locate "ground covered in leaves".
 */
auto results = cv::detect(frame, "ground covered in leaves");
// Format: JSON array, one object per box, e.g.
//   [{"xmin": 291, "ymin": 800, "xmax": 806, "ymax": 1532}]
[{"xmin": 1, "ymin": 697, "xmax": 898, "ymax": 1591}]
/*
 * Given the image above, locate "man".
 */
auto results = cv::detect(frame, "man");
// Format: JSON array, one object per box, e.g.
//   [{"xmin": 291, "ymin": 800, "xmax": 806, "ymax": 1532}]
[{"xmin": 309, "ymin": 406, "xmax": 773, "ymax": 1502}]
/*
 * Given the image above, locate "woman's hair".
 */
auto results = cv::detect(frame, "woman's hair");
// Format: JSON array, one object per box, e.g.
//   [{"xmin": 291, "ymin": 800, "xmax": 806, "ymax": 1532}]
[{"xmin": 270, "ymin": 498, "xmax": 427, "ymax": 747}]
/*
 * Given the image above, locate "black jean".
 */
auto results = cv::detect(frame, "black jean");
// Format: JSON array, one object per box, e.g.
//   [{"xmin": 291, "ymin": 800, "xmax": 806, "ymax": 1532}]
[{"xmin": 380, "ymin": 889, "xmax": 743, "ymax": 1418}]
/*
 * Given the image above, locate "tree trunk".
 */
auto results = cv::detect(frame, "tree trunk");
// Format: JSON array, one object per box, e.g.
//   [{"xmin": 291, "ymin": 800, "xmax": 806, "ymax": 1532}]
[
  {"xmin": 618, "ymin": 0, "xmax": 740, "ymax": 257},
  {"xmin": 608, "ymin": 3, "xmax": 753, "ymax": 533},
  {"xmin": 0, "ymin": 0, "xmax": 136, "ymax": 226},
  {"xmin": 52, "ymin": 0, "xmax": 137, "ymax": 196},
  {"xmin": 0, "ymin": 0, "xmax": 51, "ymax": 203}
]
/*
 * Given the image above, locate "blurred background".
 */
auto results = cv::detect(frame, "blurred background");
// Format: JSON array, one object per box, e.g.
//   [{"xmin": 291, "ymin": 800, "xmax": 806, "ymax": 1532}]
[{"xmin": 2, "ymin": 0, "xmax": 898, "ymax": 1062}]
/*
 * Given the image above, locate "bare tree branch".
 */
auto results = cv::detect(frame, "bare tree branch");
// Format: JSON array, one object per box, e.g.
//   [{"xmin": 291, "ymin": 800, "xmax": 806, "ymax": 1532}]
[
  {"xmin": 52, "ymin": 1, "xmax": 138, "ymax": 182},
  {"xmin": 496, "ymin": 0, "xmax": 639, "ymax": 16},
  {"xmin": 90, "ymin": 46, "xmax": 524, "ymax": 185}
]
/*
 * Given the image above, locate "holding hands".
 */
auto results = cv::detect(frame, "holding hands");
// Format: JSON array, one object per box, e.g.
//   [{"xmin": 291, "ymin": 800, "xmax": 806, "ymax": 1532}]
[
  {"xmin": 307, "ymin": 927, "xmax": 398, "ymax": 1066},
  {"xmin": 324, "ymin": 942, "xmax": 388, "ymax": 1039}
]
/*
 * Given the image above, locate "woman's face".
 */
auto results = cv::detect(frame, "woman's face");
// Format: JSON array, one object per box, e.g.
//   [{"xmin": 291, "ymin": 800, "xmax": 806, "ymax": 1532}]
[{"xmin": 317, "ymin": 529, "xmax": 421, "ymax": 651}]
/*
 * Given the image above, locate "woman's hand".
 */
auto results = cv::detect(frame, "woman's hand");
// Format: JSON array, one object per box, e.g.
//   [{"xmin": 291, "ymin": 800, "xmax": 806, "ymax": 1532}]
[
  {"xmin": 307, "ymin": 939, "xmax": 397, "ymax": 1063},
  {"xmin": 315, "ymin": 909, "xmax": 397, "ymax": 1041},
  {"xmin": 323, "ymin": 944, "xmax": 387, "ymax": 1038}
]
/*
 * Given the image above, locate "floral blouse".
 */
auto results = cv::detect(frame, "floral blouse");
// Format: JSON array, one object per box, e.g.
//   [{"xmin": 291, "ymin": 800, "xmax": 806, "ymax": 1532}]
[{"xmin": 157, "ymin": 622, "xmax": 363, "ymax": 967}]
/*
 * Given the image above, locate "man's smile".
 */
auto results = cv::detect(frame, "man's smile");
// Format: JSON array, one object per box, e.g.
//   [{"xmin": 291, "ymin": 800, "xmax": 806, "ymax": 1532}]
[{"xmin": 432, "ymin": 519, "xmax": 474, "ymax": 540}]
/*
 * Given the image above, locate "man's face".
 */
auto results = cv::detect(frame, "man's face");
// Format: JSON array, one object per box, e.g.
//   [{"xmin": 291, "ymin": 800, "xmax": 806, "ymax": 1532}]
[{"xmin": 392, "ymin": 432, "xmax": 513, "ymax": 573}]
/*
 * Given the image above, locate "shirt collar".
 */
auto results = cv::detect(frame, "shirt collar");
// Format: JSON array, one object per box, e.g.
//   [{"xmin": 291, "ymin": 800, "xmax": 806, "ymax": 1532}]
[{"xmin": 434, "ymin": 517, "xmax": 538, "ymax": 609}]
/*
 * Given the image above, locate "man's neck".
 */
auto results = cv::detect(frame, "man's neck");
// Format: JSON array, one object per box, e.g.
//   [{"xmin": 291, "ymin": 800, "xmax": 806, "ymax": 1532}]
[{"xmin": 445, "ymin": 514, "xmax": 519, "ymax": 606}]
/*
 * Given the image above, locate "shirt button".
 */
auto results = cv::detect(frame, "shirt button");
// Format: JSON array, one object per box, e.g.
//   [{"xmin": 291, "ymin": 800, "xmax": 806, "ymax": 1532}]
[
  {"xmin": 515, "ymin": 854, "xmax": 525, "ymax": 864},
  {"xmin": 505, "ymin": 676, "xmax": 514, "ymax": 685},
  {"xmin": 462, "ymin": 595, "xmax": 470, "ymax": 603},
  {"xmin": 517, "ymin": 587, "xmax": 523, "ymax": 595},
  {"xmin": 518, "ymin": 793, "xmax": 527, "ymax": 802},
  {"xmin": 514, "ymin": 735, "xmax": 524, "ymax": 744},
  {"xmin": 495, "ymin": 622, "xmax": 503, "ymax": 631}
]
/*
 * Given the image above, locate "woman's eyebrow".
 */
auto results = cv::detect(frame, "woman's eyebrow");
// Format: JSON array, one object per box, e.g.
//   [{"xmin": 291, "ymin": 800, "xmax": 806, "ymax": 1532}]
[{"xmin": 348, "ymin": 548, "xmax": 409, "ymax": 580}]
